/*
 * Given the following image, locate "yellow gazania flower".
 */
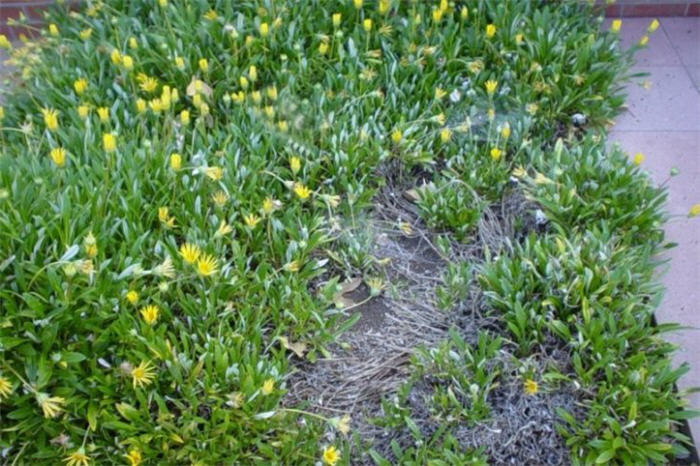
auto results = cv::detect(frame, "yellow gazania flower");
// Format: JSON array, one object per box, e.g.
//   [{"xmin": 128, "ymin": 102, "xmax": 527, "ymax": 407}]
[
  {"xmin": 42, "ymin": 108, "xmax": 59, "ymax": 132},
  {"xmin": 633, "ymin": 152, "xmax": 645, "ymax": 165},
  {"xmin": 434, "ymin": 87, "xmax": 447, "ymax": 100},
  {"xmin": 639, "ymin": 35, "xmax": 649, "ymax": 46},
  {"xmin": 688, "ymin": 204, "xmax": 700, "ymax": 217},
  {"xmin": 261, "ymin": 378, "xmax": 275, "ymax": 395},
  {"xmin": 648, "ymin": 19, "xmax": 660, "ymax": 33},
  {"xmin": 293, "ymin": 183, "xmax": 311, "ymax": 200},
  {"xmin": 204, "ymin": 166, "xmax": 223, "ymax": 181},
  {"xmin": 49, "ymin": 23, "xmax": 59, "ymax": 37},
  {"xmin": 110, "ymin": 49, "xmax": 122, "ymax": 65},
  {"xmin": 212, "ymin": 190, "xmax": 229, "ymax": 206},
  {"xmin": 266, "ymin": 86, "xmax": 278, "ymax": 100},
  {"xmin": 332, "ymin": 13, "xmax": 342, "ymax": 28},
  {"xmin": 259, "ymin": 22, "xmax": 269, "ymax": 37},
  {"xmin": 363, "ymin": 19, "xmax": 373, "ymax": 32},
  {"xmin": 129, "ymin": 37, "xmax": 138, "ymax": 49},
  {"xmin": 50, "ymin": 147, "xmax": 66, "ymax": 167},
  {"xmin": 391, "ymin": 129, "xmax": 402, "ymax": 144},
  {"xmin": 64, "ymin": 448, "xmax": 90, "ymax": 466},
  {"xmin": 78, "ymin": 105, "xmax": 89, "ymax": 119},
  {"xmin": 196, "ymin": 254, "xmax": 218, "ymax": 276},
  {"xmin": 500, "ymin": 122, "xmax": 511, "ymax": 139},
  {"xmin": 97, "ymin": 107, "xmax": 109, "ymax": 122},
  {"xmin": 170, "ymin": 153, "xmax": 182, "ymax": 170},
  {"xmin": 485, "ymin": 80, "xmax": 498, "ymax": 95},
  {"xmin": 158, "ymin": 207, "xmax": 175, "ymax": 228},
  {"xmin": 0, "ymin": 375, "xmax": 13, "ymax": 399},
  {"xmin": 431, "ymin": 7, "xmax": 443, "ymax": 23},
  {"xmin": 126, "ymin": 290, "xmax": 139, "ymax": 305},
  {"xmin": 460, "ymin": 6, "xmax": 468, "ymax": 20},
  {"xmin": 244, "ymin": 213, "xmax": 261, "ymax": 228},
  {"xmin": 125, "ymin": 449, "xmax": 142, "ymax": 466},
  {"xmin": 485, "ymin": 24, "xmax": 496, "ymax": 39},
  {"xmin": 122, "ymin": 55, "xmax": 134, "ymax": 70},
  {"xmin": 251, "ymin": 90, "xmax": 262, "ymax": 104},
  {"xmin": 131, "ymin": 361, "xmax": 156, "ymax": 388},
  {"xmin": 277, "ymin": 120, "xmax": 288, "ymax": 132},
  {"xmin": 289, "ymin": 156, "xmax": 301, "ymax": 174},
  {"xmin": 138, "ymin": 75, "xmax": 158, "ymax": 93},
  {"xmin": 36, "ymin": 392, "xmax": 65, "ymax": 418},
  {"xmin": 515, "ymin": 33, "xmax": 524, "ymax": 45},
  {"xmin": 353, "ymin": 0, "xmax": 363, "ymax": 9},
  {"xmin": 283, "ymin": 260, "xmax": 300, "ymax": 272},
  {"xmin": 440, "ymin": 128, "xmax": 452, "ymax": 143},
  {"xmin": 179, "ymin": 243, "xmax": 201, "ymax": 264},
  {"xmin": 249, "ymin": 65, "xmax": 258, "ymax": 82},
  {"xmin": 199, "ymin": 58, "xmax": 209, "ymax": 72},
  {"xmin": 139, "ymin": 305, "xmax": 159, "ymax": 325},
  {"xmin": 318, "ymin": 41, "xmax": 329, "ymax": 55},
  {"xmin": 215, "ymin": 220, "xmax": 233, "ymax": 237},
  {"xmin": 135, "ymin": 98, "xmax": 146, "ymax": 114},
  {"xmin": 611, "ymin": 19, "xmax": 622, "ymax": 33},
  {"xmin": 73, "ymin": 78, "xmax": 87, "ymax": 95},
  {"xmin": 378, "ymin": 0, "xmax": 390, "ymax": 14},
  {"xmin": 434, "ymin": 112, "xmax": 446, "ymax": 125},
  {"xmin": 526, "ymin": 103, "xmax": 538, "ymax": 115},
  {"xmin": 490, "ymin": 147, "xmax": 502, "ymax": 161},
  {"xmin": 158, "ymin": 0, "xmax": 167, "ymax": 6},
  {"xmin": 180, "ymin": 110, "xmax": 190, "ymax": 125},
  {"xmin": 262, "ymin": 197, "xmax": 279, "ymax": 214},
  {"xmin": 523, "ymin": 379, "xmax": 539, "ymax": 395},
  {"xmin": 103, "ymin": 133, "xmax": 117, "ymax": 152},
  {"xmin": 322, "ymin": 446, "xmax": 340, "ymax": 466},
  {"xmin": 203, "ymin": 9, "xmax": 218, "ymax": 20},
  {"xmin": 79, "ymin": 28, "xmax": 93, "ymax": 40},
  {"xmin": 0, "ymin": 35, "xmax": 10, "ymax": 49},
  {"xmin": 174, "ymin": 56, "xmax": 185, "ymax": 70},
  {"xmin": 468, "ymin": 59, "xmax": 484, "ymax": 74}
]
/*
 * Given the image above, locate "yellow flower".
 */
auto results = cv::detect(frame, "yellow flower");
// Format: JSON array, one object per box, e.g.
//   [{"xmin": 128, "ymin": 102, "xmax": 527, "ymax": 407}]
[
  {"xmin": 49, "ymin": 23, "xmax": 59, "ymax": 37},
  {"xmin": 322, "ymin": 446, "xmax": 340, "ymax": 465},
  {"xmin": 0, "ymin": 375, "xmax": 13, "ymax": 399},
  {"xmin": 103, "ymin": 133, "xmax": 117, "ymax": 152},
  {"xmin": 523, "ymin": 379, "xmax": 538, "ymax": 395},
  {"xmin": 251, "ymin": 90, "xmax": 262, "ymax": 104},
  {"xmin": 468, "ymin": 59, "xmax": 484, "ymax": 74},
  {"xmin": 290, "ymin": 156, "xmax": 301, "ymax": 174},
  {"xmin": 122, "ymin": 55, "xmax": 134, "ymax": 70},
  {"xmin": 261, "ymin": 378, "xmax": 275, "ymax": 395},
  {"xmin": 363, "ymin": 19, "xmax": 373, "ymax": 32},
  {"xmin": 170, "ymin": 153, "xmax": 182, "ymax": 170},
  {"xmin": 249, "ymin": 65, "xmax": 258, "ymax": 82},
  {"xmin": 485, "ymin": 24, "xmax": 496, "ymax": 39},
  {"xmin": 485, "ymin": 79, "xmax": 498, "ymax": 95},
  {"xmin": 203, "ymin": 9, "xmax": 218, "ymax": 20},
  {"xmin": 639, "ymin": 35, "xmax": 649, "ymax": 46},
  {"xmin": 64, "ymin": 448, "xmax": 90, "ymax": 466},
  {"xmin": 0, "ymin": 106, "xmax": 4, "ymax": 121},
  {"xmin": 139, "ymin": 305, "xmax": 159, "ymax": 325},
  {"xmin": 174, "ymin": 56, "xmax": 185, "ymax": 70},
  {"xmin": 440, "ymin": 128, "xmax": 452, "ymax": 143},
  {"xmin": 179, "ymin": 243, "xmax": 201, "ymax": 264},
  {"xmin": 259, "ymin": 22, "xmax": 269, "ymax": 37},
  {"xmin": 336, "ymin": 414, "xmax": 351, "ymax": 435},
  {"xmin": 78, "ymin": 105, "xmax": 89, "ymax": 119},
  {"xmin": 283, "ymin": 260, "xmax": 301, "ymax": 272},
  {"xmin": 391, "ymin": 129, "xmax": 402, "ymax": 144},
  {"xmin": 205, "ymin": 166, "xmax": 223, "ymax": 181},
  {"xmin": 431, "ymin": 7, "xmax": 443, "ymax": 23},
  {"xmin": 515, "ymin": 33, "xmax": 524, "ymax": 45},
  {"xmin": 526, "ymin": 103, "xmax": 538, "ymax": 115},
  {"xmin": 293, "ymin": 183, "xmax": 311, "ymax": 200},
  {"xmin": 79, "ymin": 28, "xmax": 93, "ymax": 40},
  {"xmin": 42, "ymin": 108, "xmax": 59, "ymax": 132},
  {"xmin": 490, "ymin": 147, "xmax": 502, "ymax": 161},
  {"xmin": 215, "ymin": 219, "xmax": 233, "ymax": 237},
  {"xmin": 110, "ymin": 49, "xmax": 122, "ymax": 65},
  {"xmin": 500, "ymin": 122, "xmax": 511, "ymax": 139},
  {"xmin": 0, "ymin": 35, "xmax": 10, "ymax": 49},
  {"xmin": 36, "ymin": 392, "xmax": 65, "ymax": 418},
  {"xmin": 611, "ymin": 19, "xmax": 622, "ymax": 33},
  {"xmin": 266, "ymin": 86, "xmax": 278, "ymax": 100},
  {"xmin": 158, "ymin": 0, "xmax": 167, "ymax": 6},
  {"xmin": 73, "ymin": 78, "xmax": 87, "ymax": 95},
  {"xmin": 138, "ymin": 76, "xmax": 158, "ymax": 93},
  {"xmin": 434, "ymin": 87, "xmax": 446, "ymax": 100},
  {"xmin": 126, "ymin": 290, "xmax": 139, "ymax": 305},
  {"xmin": 460, "ymin": 6, "xmax": 468, "ymax": 20},
  {"xmin": 688, "ymin": 204, "xmax": 700, "ymax": 218},
  {"xmin": 196, "ymin": 254, "xmax": 218, "ymax": 276},
  {"xmin": 198, "ymin": 58, "xmax": 209, "ymax": 72},
  {"xmin": 212, "ymin": 190, "xmax": 229, "ymax": 206},
  {"xmin": 125, "ymin": 449, "xmax": 142, "ymax": 466},
  {"xmin": 131, "ymin": 361, "xmax": 156, "ymax": 388},
  {"xmin": 97, "ymin": 107, "xmax": 109, "ymax": 122},
  {"xmin": 49, "ymin": 147, "xmax": 66, "ymax": 167},
  {"xmin": 353, "ymin": 0, "xmax": 363, "ymax": 9},
  {"xmin": 378, "ymin": 0, "xmax": 390, "ymax": 14},
  {"xmin": 180, "ymin": 110, "xmax": 190, "ymax": 125},
  {"xmin": 244, "ymin": 213, "xmax": 261, "ymax": 228},
  {"xmin": 648, "ymin": 19, "xmax": 660, "ymax": 33},
  {"xmin": 332, "ymin": 13, "xmax": 342, "ymax": 27},
  {"xmin": 633, "ymin": 152, "xmax": 645, "ymax": 165},
  {"xmin": 319, "ymin": 41, "xmax": 329, "ymax": 55},
  {"xmin": 434, "ymin": 112, "xmax": 446, "ymax": 125},
  {"xmin": 129, "ymin": 37, "xmax": 138, "ymax": 49}
]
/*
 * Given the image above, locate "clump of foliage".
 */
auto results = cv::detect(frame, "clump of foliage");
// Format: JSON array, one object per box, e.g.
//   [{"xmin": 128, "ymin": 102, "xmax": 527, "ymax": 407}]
[{"xmin": 0, "ymin": 0, "xmax": 693, "ymax": 464}]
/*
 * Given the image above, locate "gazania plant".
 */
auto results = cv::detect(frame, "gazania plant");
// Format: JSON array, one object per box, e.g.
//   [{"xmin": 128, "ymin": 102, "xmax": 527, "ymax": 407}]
[{"xmin": 0, "ymin": 0, "xmax": 695, "ymax": 464}]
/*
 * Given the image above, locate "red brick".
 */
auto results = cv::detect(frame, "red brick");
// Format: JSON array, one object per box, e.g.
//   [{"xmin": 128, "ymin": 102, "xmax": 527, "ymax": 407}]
[
  {"xmin": 688, "ymin": 3, "xmax": 700, "ymax": 17},
  {"xmin": 0, "ymin": 6, "xmax": 24, "ymax": 23},
  {"xmin": 604, "ymin": 4, "xmax": 622, "ymax": 17},
  {"xmin": 622, "ymin": 3, "xmax": 687, "ymax": 17}
]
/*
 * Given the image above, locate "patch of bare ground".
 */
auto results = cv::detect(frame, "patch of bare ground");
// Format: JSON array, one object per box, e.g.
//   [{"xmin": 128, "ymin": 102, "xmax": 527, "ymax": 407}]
[{"xmin": 285, "ymin": 164, "xmax": 577, "ymax": 465}]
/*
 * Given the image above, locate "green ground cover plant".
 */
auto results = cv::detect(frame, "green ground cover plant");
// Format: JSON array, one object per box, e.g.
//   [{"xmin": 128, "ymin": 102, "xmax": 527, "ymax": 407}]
[{"xmin": 0, "ymin": 0, "xmax": 696, "ymax": 464}]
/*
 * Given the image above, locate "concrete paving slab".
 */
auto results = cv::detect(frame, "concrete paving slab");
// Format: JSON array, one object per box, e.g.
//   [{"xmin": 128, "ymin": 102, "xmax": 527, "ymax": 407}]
[
  {"xmin": 603, "ymin": 17, "xmax": 683, "ymax": 66},
  {"xmin": 612, "ymin": 65, "xmax": 700, "ymax": 131},
  {"xmin": 662, "ymin": 17, "xmax": 700, "ymax": 66},
  {"xmin": 687, "ymin": 66, "xmax": 700, "ymax": 90}
]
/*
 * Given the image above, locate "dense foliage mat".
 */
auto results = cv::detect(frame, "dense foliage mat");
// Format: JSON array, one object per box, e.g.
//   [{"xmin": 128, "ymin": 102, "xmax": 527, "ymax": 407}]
[{"xmin": 0, "ymin": 0, "xmax": 695, "ymax": 464}]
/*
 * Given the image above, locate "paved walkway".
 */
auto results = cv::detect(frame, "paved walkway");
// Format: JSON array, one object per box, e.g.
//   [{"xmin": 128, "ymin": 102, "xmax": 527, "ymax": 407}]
[{"xmin": 606, "ymin": 16, "xmax": 700, "ymax": 454}]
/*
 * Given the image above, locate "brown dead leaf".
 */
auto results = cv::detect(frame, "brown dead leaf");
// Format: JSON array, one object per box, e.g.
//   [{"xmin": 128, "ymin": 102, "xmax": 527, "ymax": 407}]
[
  {"xmin": 332, "ymin": 277, "xmax": 362, "ymax": 308},
  {"xmin": 278, "ymin": 336, "xmax": 307, "ymax": 358}
]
